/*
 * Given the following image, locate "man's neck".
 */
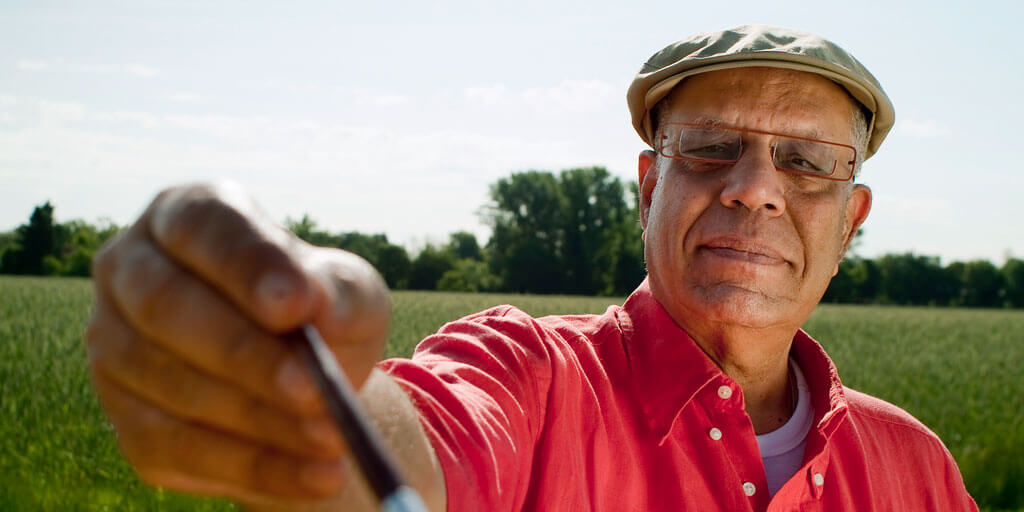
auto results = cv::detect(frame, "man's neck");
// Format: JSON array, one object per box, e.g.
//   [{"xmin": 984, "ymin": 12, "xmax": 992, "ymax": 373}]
[{"xmin": 691, "ymin": 324, "xmax": 797, "ymax": 435}]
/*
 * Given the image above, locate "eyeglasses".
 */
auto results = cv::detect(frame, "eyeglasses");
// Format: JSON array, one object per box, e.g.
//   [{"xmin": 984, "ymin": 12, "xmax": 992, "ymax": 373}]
[{"xmin": 656, "ymin": 122, "xmax": 858, "ymax": 181}]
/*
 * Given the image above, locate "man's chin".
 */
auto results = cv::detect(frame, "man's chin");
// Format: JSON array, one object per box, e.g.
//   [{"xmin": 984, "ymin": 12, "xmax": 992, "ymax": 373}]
[{"xmin": 685, "ymin": 283, "xmax": 797, "ymax": 329}]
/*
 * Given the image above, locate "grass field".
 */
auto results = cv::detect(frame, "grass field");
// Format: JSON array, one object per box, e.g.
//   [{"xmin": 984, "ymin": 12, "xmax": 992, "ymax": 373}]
[{"xmin": 1, "ymin": 276, "xmax": 1021, "ymax": 511}]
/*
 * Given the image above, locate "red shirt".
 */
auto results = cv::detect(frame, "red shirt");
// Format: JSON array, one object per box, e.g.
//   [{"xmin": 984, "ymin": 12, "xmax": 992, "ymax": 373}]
[{"xmin": 380, "ymin": 280, "xmax": 977, "ymax": 511}]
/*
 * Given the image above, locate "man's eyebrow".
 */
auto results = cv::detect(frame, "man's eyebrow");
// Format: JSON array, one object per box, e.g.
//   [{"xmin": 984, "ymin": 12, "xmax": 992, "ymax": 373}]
[{"xmin": 686, "ymin": 116, "xmax": 829, "ymax": 140}]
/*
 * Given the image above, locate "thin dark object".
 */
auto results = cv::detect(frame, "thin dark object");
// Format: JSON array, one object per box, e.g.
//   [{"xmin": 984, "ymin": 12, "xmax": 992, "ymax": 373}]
[{"xmin": 290, "ymin": 324, "xmax": 429, "ymax": 512}]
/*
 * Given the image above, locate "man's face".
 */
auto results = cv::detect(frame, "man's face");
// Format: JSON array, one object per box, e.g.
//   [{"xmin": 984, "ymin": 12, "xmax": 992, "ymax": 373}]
[{"xmin": 639, "ymin": 67, "xmax": 872, "ymax": 333}]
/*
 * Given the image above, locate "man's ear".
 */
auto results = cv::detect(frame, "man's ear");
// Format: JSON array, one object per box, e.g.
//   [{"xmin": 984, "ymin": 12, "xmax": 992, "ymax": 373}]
[
  {"xmin": 835, "ymin": 183, "xmax": 872, "ymax": 274},
  {"xmin": 638, "ymin": 150, "xmax": 658, "ymax": 230}
]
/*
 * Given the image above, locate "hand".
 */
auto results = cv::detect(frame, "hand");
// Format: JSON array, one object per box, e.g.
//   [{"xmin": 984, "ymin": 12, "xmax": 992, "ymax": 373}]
[{"xmin": 84, "ymin": 181, "xmax": 392, "ymax": 506}]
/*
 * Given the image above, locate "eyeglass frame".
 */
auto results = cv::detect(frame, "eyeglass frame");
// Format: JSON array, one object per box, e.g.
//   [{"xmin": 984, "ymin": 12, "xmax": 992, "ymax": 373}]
[{"xmin": 655, "ymin": 122, "xmax": 860, "ymax": 182}]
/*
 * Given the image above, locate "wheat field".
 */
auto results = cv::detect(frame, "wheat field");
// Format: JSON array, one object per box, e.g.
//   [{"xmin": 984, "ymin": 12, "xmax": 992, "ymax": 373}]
[{"xmin": 1, "ymin": 276, "xmax": 1020, "ymax": 511}]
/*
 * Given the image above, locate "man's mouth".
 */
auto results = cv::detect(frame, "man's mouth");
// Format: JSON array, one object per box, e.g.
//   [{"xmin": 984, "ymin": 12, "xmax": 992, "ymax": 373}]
[{"xmin": 699, "ymin": 237, "xmax": 787, "ymax": 266}]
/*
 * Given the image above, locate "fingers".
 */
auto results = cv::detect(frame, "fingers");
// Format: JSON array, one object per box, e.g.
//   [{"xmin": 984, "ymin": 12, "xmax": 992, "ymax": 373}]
[
  {"xmin": 86, "ymin": 294, "xmax": 345, "ymax": 459},
  {"xmin": 93, "ymin": 233, "xmax": 324, "ymax": 415},
  {"xmin": 116, "ymin": 183, "xmax": 391, "ymax": 388},
  {"xmin": 92, "ymin": 374, "xmax": 349, "ymax": 503},
  {"xmin": 301, "ymin": 247, "xmax": 391, "ymax": 388},
  {"xmin": 147, "ymin": 182, "xmax": 317, "ymax": 333}
]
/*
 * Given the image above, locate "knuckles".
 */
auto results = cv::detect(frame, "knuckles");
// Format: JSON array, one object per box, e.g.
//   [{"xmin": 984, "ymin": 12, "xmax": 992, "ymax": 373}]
[
  {"xmin": 113, "ymin": 245, "xmax": 182, "ymax": 333},
  {"xmin": 150, "ymin": 182, "xmax": 246, "ymax": 255},
  {"xmin": 307, "ymin": 247, "xmax": 392, "ymax": 343}
]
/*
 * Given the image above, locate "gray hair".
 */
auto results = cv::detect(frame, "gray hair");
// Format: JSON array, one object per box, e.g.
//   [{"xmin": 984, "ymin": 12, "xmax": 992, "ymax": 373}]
[{"xmin": 850, "ymin": 105, "xmax": 869, "ymax": 178}]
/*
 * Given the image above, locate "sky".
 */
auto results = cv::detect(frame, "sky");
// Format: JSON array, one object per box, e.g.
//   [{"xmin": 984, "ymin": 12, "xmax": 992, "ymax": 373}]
[{"xmin": 2, "ymin": 1, "xmax": 1021, "ymax": 264}]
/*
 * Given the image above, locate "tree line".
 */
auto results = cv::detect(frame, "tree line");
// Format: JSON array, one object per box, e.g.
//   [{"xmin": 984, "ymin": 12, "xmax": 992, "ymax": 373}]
[
  {"xmin": 2, "ymin": 167, "xmax": 1023, "ymax": 308},
  {"xmin": 282, "ymin": 167, "xmax": 645, "ymax": 296}
]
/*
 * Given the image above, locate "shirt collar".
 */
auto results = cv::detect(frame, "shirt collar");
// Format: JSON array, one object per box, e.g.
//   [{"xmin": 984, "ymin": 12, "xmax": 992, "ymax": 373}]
[{"xmin": 617, "ymin": 278, "xmax": 849, "ymax": 443}]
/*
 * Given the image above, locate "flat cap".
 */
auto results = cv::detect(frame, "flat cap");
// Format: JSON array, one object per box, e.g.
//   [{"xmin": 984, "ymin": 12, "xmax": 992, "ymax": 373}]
[{"xmin": 628, "ymin": 24, "xmax": 895, "ymax": 160}]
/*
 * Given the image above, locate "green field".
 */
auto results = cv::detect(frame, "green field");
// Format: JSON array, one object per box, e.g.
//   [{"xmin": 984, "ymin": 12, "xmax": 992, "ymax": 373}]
[{"xmin": 1, "ymin": 276, "xmax": 1021, "ymax": 511}]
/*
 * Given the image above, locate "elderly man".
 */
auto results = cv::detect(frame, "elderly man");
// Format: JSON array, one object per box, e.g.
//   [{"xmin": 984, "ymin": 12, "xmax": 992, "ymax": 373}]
[{"xmin": 85, "ymin": 25, "xmax": 977, "ymax": 511}]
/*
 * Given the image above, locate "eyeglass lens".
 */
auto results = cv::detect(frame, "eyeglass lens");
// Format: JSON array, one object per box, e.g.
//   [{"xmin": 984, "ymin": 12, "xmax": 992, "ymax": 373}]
[{"xmin": 663, "ymin": 125, "xmax": 855, "ymax": 179}]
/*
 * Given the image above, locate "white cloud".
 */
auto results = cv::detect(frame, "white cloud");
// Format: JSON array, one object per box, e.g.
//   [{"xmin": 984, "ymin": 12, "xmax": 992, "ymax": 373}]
[
  {"xmin": 464, "ymin": 84, "xmax": 508, "ymax": 105},
  {"xmin": 0, "ymin": 94, "xmax": 17, "ymax": 109},
  {"xmin": 897, "ymin": 119, "xmax": 951, "ymax": 139},
  {"xmin": 464, "ymin": 79, "xmax": 615, "ymax": 113},
  {"xmin": 127, "ymin": 64, "xmax": 159, "ymax": 78},
  {"xmin": 17, "ymin": 60, "xmax": 47, "ymax": 71},
  {"xmin": 166, "ymin": 92, "xmax": 202, "ymax": 103},
  {"xmin": 0, "ymin": 96, "xmax": 600, "ymax": 241},
  {"xmin": 11, "ymin": 59, "xmax": 160, "ymax": 77},
  {"xmin": 522, "ymin": 79, "xmax": 616, "ymax": 113},
  {"xmin": 351, "ymin": 88, "xmax": 411, "ymax": 107},
  {"xmin": 36, "ymin": 99, "xmax": 87, "ymax": 123},
  {"xmin": 162, "ymin": 114, "xmax": 277, "ymax": 140},
  {"xmin": 93, "ymin": 110, "xmax": 161, "ymax": 128}
]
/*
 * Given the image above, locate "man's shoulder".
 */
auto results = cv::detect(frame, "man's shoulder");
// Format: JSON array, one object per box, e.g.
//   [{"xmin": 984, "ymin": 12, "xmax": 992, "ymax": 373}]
[
  {"xmin": 841, "ymin": 386, "xmax": 946, "ymax": 447},
  {"xmin": 837, "ymin": 388, "xmax": 977, "ymax": 508},
  {"xmin": 448, "ymin": 303, "xmax": 624, "ymax": 343}
]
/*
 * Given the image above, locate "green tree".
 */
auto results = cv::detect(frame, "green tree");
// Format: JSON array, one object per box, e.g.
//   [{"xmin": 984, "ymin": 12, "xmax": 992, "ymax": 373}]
[
  {"xmin": 484, "ymin": 171, "xmax": 566, "ymax": 293},
  {"xmin": 937, "ymin": 262, "xmax": 962, "ymax": 305},
  {"xmin": 285, "ymin": 216, "xmax": 411, "ymax": 289},
  {"xmin": 60, "ymin": 220, "xmax": 101, "ymax": 277},
  {"xmin": 408, "ymin": 245, "xmax": 455, "ymax": 290},
  {"xmin": 876, "ymin": 253, "xmax": 950, "ymax": 305},
  {"xmin": 1, "ymin": 202, "xmax": 60, "ymax": 275},
  {"xmin": 336, "ymin": 233, "xmax": 410, "ymax": 290},
  {"xmin": 824, "ymin": 258, "xmax": 858, "ymax": 303},
  {"xmin": 1002, "ymin": 258, "xmax": 1024, "ymax": 308},
  {"xmin": 954, "ymin": 260, "xmax": 1005, "ymax": 308},
  {"xmin": 437, "ymin": 259, "xmax": 501, "ymax": 292},
  {"xmin": 849, "ymin": 257, "xmax": 881, "ymax": 303},
  {"xmin": 612, "ymin": 181, "xmax": 646, "ymax": 296},
  {"xmin": 285, "ymin": 214, "xmax": 341, "ymax": 248},
  {"xmin": 446, "ymin": 231, "xmax": 483, "ymax": 261},
  {"xmin": 376, "ymin": 243, "xmax": 412, "ymax": 289},
  {"xmin": 824, "ymin": 257, "xmax": 881, "ymax": 304},
  {"xmin": 0, "ymin": 231, "xmax": 17, "ymax": 273},
  {"xmin": 483, "ymin": 168, "xmax": 643, "ymax": 295},
  {"xmin": 559, "ymin": 167, "xmax": 630, "ymax": 296}
]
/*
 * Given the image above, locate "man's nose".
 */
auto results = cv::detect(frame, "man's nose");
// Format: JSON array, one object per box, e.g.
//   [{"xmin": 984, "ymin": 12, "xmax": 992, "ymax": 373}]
[{"xmin": 719, "ymin": 141, "xmax": 787, "ymax": 216}]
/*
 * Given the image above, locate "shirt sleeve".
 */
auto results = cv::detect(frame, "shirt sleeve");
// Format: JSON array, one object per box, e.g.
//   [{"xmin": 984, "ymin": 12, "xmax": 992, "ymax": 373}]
[
  {"xmin": 376, "ymin": 306, "xmax": 557, "ymax": 512},
  {"xmin": 932, "ymin": 435, "xmax": 980, "ymax": 511}
]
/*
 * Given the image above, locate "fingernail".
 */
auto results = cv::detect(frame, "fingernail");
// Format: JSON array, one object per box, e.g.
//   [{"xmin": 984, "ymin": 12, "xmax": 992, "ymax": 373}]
[
  {"xmin": 301, "ymin": 460, "xmax": 346, "ymax": 494},
  {"xmin": 302, "ymin": 418, "xmax": 342, "ymax": 451},
  {"xmin": 277, "ymin": 358, "xmax": 317, "ymax": 405},
  {"xmin": 258, "ymin": 272, "xmax": 295, "ymax": 306}
]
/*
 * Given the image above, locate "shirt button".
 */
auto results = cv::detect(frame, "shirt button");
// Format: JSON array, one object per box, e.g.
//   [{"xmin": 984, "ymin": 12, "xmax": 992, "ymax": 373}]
[
  {"xmin": 742, "ymin": 482, "xmax": 756, "ymax": 496},
  {"xmin": 813, "ymin": 473, "xmax": 825, "ymax": 486},
  {"xmin": 708, "ymin": 428, "xmax": 723, "ymax": 441},
  {"xmin": 717, "ymin": 385, "xmax": 733, "ymax": 399}
]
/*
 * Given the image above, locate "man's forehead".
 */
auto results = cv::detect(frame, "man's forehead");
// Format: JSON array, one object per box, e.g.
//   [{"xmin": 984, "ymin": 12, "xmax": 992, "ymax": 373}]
[{"xmin": 659, "ymin": 67, "xmax": 857, "ymax": 135}]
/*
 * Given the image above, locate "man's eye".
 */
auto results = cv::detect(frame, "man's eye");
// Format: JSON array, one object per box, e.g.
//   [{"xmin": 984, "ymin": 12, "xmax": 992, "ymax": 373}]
[
  {"xmin": 684, "ymin": 144, "xmax": 733, "ymax": 158},
  {"xmin": 793, "ymin": 156, "xmax": 822, "ymax": 171},
  {"xmin": 776, "ymin": 139, "xmax": 837, "ymax": 175},
  {"xmin": 679, "ymin": 135, "xmax": 739, "ymax": 160},
  {"xmin": 779, "ymin": 152, "xmax": 828, "ymax": 174}
]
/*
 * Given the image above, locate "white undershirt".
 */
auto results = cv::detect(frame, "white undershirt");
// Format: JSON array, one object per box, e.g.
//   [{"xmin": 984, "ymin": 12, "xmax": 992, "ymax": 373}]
[{"xmin": 755, "ymin": 359, "xmax": 813, "ymax": 497}]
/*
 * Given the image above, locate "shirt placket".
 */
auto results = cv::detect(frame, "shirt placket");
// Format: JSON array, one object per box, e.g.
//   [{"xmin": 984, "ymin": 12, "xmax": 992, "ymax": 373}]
[{"xmin": 702, "ymin": 378, "xmax": 772, "ymax": 512}]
